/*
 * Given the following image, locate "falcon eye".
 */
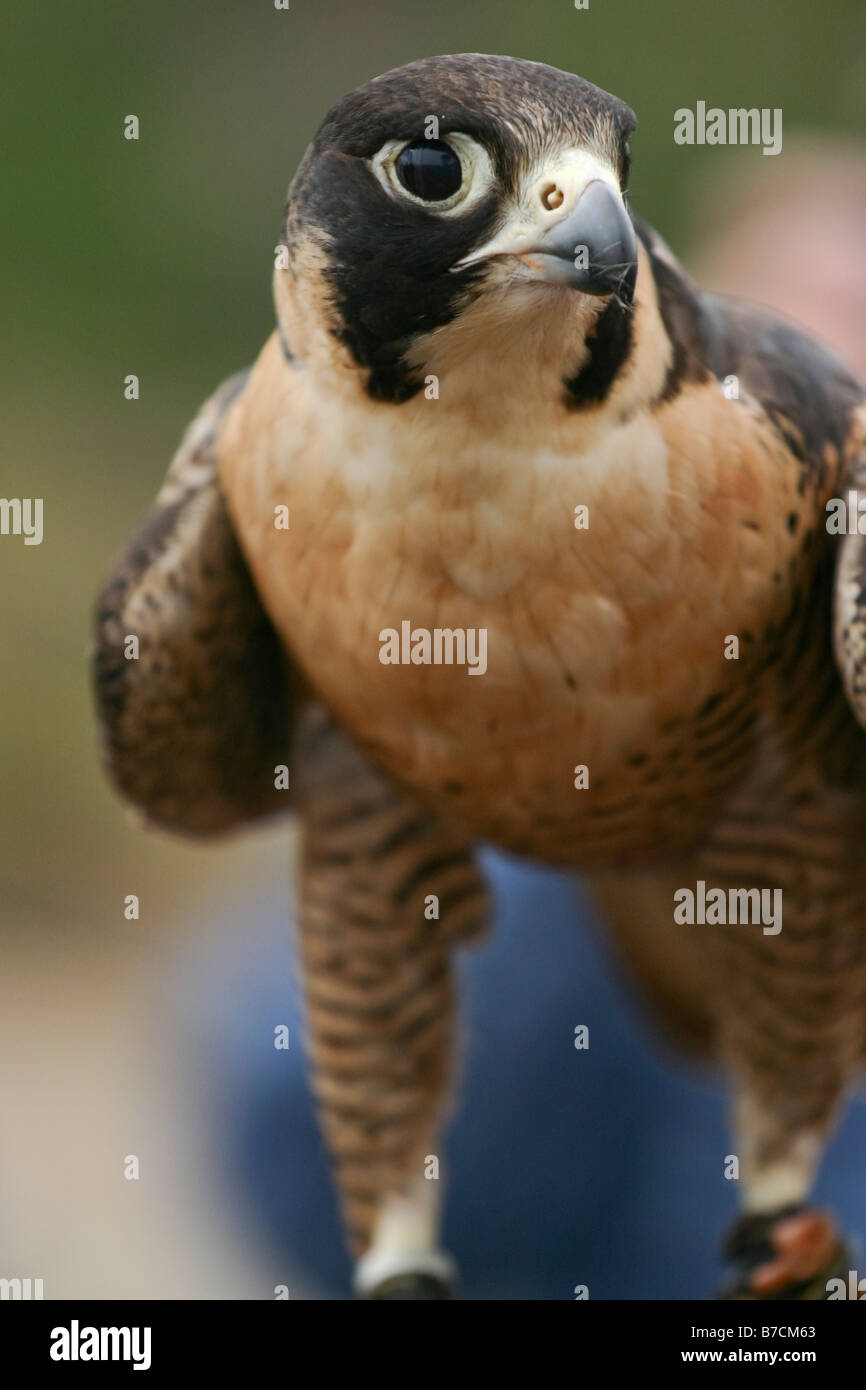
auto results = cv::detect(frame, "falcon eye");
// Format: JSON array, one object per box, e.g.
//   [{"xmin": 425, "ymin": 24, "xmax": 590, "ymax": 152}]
[
  {"xmin": 394, "ymin": 140, "xmax": 463, "ymax": 202},
  {"xmin": 370, "ymin": 132, "xmax": 492, "ymax": 215}
]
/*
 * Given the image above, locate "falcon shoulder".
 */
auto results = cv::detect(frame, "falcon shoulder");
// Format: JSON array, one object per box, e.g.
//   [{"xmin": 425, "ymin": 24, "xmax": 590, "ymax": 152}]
[
  {"xmin": 92, "ymin": 369, "xmax": 297, "ymax": 836},
  {"xmin": 636, "ymin": 216, "xmax": 866, "ymax": 760}
]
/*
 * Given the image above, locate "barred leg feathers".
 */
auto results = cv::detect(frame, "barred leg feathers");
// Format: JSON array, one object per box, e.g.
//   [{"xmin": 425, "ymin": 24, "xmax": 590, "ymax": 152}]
[
  {"xmin": 697, "ymin": 762, "xmax": 866, "ymax": 1300},
  {"xmin": 294, "ymin": 709, "xmax": 489, "ymax": 1295}
]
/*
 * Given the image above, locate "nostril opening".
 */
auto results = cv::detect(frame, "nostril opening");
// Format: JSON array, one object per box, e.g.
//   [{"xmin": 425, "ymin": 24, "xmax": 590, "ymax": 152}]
[{"xmin": 540, "ymin": 182, "xmax": 564, "ymax": 211}]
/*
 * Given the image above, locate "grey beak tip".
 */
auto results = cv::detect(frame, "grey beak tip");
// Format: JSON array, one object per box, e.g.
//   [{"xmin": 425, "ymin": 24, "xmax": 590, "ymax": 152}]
[{"xmin": 538, "ymin": 179, "xmax": 638, "ymax": 301}]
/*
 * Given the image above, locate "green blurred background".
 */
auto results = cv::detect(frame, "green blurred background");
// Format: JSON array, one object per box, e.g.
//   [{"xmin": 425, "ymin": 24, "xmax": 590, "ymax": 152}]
[{"xmin": 1, "ymin": 0, "xmax": 863, "ymax": 1296}]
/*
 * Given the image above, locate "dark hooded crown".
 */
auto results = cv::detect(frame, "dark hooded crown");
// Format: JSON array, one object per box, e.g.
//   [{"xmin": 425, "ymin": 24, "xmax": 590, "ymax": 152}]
[{"xmin": 283, "ymin": 55, "xmax": 637, "ymax": 402}]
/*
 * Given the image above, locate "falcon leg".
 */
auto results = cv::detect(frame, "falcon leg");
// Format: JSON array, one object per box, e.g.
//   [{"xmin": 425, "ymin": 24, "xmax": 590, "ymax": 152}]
[
  {"xmin": 718, "ymin": 1079, "xmax": 853, "ymax": 1299},
  {"xmin": 293, "ymin": 711, "xmax": 489, "ymax": 1300},
  {"xmin": 697, "ymin": 791, "xmax": 866, "ymax": 1300}
]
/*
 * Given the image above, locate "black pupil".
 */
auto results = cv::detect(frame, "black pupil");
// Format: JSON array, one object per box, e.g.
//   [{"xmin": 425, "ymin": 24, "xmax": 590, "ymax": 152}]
[{"xmin": 395, "ymin": 139, "xmax": 462, "ymax": 202}]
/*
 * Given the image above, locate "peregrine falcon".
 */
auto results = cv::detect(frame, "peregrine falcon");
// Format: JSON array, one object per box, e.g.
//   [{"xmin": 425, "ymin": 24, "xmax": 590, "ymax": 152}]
[{"xmin": 92, "ymin": 54, "xmax": 866, "ymax": 1300}]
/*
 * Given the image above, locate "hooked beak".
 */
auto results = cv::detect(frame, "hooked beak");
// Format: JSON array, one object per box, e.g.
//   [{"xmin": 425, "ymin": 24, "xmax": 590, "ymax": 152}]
[{"xmin": 453, "ymin": 175, "xmax": 638, "ymax": 305}]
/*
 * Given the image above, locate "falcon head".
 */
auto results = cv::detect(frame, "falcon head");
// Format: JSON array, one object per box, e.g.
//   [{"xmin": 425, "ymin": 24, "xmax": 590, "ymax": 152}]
[{"xmin": 276, "ymin": 54, "xmax": 638, "ymax": 403}]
